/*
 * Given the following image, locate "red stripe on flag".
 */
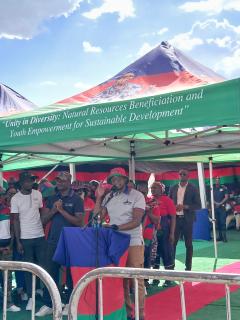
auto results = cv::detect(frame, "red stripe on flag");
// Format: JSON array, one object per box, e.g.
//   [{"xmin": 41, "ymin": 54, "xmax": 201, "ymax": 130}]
[{"xmin": 71, "ymin": 252, "xmax": 128, "ymax": 317}]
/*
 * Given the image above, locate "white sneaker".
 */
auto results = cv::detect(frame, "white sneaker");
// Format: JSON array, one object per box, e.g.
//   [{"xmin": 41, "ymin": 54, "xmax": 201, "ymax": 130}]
[
  {"xmin": 26, "ymin": 298, "xmax": 33, "ymax": 311},
  {"xmin": 35, "ymin": 305, "xmax": 53, "ymax": 317},
  {"xmin": 7, "ymin": 304, "xmax": 21, "ymax": 312},
  {"xmin": 62, "ymin": 304, "xmax": 69, "ymax": 316}
]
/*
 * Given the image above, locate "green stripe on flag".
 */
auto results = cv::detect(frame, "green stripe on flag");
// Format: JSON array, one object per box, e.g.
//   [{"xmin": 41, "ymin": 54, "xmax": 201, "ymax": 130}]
[
  {"xmin": 161, "ymin": 176, "xmax": 235, "ymax": 187},
  {"xmin": 0, "ymin": 214, "xmax": 10, "ymax": 221}
]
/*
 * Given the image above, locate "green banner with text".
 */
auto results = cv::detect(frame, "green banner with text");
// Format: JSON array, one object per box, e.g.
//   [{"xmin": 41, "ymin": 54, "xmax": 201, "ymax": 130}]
[{"xmin": 0, "ymin": 79, "xmax": 239, "ymax": 150}]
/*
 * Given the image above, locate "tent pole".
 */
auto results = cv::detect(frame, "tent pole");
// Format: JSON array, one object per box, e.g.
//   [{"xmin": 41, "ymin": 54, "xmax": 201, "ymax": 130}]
[
  {"xmin": 197, "ymin": 162, "xmax": 207, "ymax": 208},
  {"xmin": 0, "ymin": 171, "xmax": 3, "ymax": 188},
  {"xmin": 69, "ymin": 163, "xmax": 76, "ymax": 182},
  {"xmin": 209, "ymin": 157, "xmax": 218, "ymax": 260},
  {"xmin": 38, "ymin": 164, "xmax": 59, "ymax": 183},
  {"xmin": 0, "ymin": 153, "xmax": 3, "ymax": 188},
  {"xmin": 130, "ymin": 140, "xmax": 136, "ymax": 183},
  {"xmin": 128, "ymin": 159, "xmax": 132, "ymax": 181}
]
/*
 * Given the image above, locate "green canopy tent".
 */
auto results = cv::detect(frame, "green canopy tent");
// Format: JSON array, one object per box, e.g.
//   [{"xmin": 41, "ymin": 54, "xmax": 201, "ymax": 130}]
[
  {"xmin": 0, "ymin": 78, "xmax": 239, "ymax": 166},
  {"xmin": 0, "ymin": 77, "xmax": 240, "ymax": 260}
]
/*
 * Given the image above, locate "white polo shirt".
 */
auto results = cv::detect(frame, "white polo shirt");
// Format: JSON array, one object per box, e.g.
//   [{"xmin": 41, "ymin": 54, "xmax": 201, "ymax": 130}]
[
  {"xmin": 11, "ymin": 189, "xmax": 44, "ymax": 239},
  {"xmin": 102, "ymin": 188, "xmax": 145, "ymax": 246}
]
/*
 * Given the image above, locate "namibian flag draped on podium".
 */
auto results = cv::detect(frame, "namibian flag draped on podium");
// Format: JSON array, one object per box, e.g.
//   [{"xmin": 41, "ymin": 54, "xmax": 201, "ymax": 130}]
[{"xmin": 53, "ymin": 227, "xmax": 130, "ymax": 319}]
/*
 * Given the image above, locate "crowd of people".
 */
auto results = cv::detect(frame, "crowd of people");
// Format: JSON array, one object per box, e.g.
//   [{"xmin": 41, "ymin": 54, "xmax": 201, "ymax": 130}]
[{"xmin": 0, "ymin": 167, "xmax": 239, "ymax": 319}]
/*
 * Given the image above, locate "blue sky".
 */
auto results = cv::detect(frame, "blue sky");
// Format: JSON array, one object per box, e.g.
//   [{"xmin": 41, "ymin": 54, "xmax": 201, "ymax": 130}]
[{"xmin": 0, "ymin": 0, "xmax": 240, "ymax": 106}]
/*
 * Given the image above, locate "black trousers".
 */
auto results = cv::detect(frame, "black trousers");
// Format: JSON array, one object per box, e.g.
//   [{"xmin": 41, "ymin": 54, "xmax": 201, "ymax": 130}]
[
  {"xmin": 174, "ymin": 216, "xmax": 193, "ymax": 271},
  {"xmin": 215, "ymin": 206, "xmax": 226, "ymax": 232},
  {"xmin": 42, "ymin": 243, "xmax": 73, "ymax": 307},
  {"xmin": 21, "ymin": 237, "xmax": 46, "ymax": 296},
  {"xmin": 154, "ymin": 228, "xmax": 174, "ymax": 269}
]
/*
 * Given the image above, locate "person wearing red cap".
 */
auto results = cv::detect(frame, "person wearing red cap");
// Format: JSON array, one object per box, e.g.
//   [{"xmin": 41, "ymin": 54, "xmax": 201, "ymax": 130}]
[
  {"xmin": 94, "ymin": 167, "xmax": 146, "ymax": 320},
  {"xmin": 150, "ymin": 182, "xmax": 176, "ymax": 287}
]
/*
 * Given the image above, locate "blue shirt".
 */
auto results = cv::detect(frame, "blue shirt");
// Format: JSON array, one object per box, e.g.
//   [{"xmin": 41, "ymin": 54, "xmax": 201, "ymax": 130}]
[
  {"xmin": 46, "ymin": 190, "xmax": 84, "ymax": 245},
  {"xmin": 213, "ymin": 185, "xmax": 228, "ymax": 203}
]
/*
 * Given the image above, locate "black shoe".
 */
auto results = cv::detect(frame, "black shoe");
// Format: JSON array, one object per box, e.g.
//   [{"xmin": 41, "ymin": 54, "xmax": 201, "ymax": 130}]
[
  {"xmin": 144, "ymin": 280, "xmax": 150, "ymax": 288},
  {"xmin": 222, "ymin": 232, "xmax": 227, "ymax": 242},
  {"xmin": 162, "ymin": 280, "xmax": 174, "ymax": 287},
  {"xmin": 216, "ymin": 237, "xmax": 223, "ymax": 241},
  {"xmin": 152, "ymin": 279, "xmax": 160, "ymax": 286}
]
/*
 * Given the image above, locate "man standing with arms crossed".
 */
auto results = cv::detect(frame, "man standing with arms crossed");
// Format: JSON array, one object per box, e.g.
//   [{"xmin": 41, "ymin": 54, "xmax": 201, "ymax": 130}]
[
  {"xmin": 94, "ymin": 168, "xmax": 146, "ymax": 320},
  {"xmin": 169, "ymin": 169, "xmax": 201, "ymax": 271}
]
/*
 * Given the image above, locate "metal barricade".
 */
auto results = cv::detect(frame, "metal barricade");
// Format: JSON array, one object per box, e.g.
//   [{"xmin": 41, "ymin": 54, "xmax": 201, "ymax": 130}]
[
  {"xmin": 68, "ymin": 267, "xmax": 240, "ymax": 320},
  {"xmin": 0, "ymin": 261, "xmax": 62, "ymax": 320}
]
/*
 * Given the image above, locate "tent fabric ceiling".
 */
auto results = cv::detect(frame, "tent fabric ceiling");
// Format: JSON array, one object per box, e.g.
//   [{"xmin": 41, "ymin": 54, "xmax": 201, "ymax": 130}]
[{"xmin": 2, "ymin": 126, "xmax": 240, "ymax": 158}]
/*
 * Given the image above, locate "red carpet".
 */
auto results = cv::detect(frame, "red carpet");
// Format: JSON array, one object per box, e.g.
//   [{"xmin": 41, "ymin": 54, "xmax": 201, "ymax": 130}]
[{"xmin": 145, "ymin": 262, "xmax": 240, "ymax": 320}]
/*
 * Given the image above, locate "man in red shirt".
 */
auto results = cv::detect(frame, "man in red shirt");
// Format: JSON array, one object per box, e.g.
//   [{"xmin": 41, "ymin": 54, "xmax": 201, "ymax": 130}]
[{"xmin": 151, "ymin": 182, "xmax": 176, "ymax": 287}]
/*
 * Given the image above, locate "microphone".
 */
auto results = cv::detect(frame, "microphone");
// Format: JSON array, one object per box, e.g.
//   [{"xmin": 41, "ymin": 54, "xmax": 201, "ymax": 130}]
[{"xmin": 111, "ymin": 186, "xmax": 117, "ymax": 192}]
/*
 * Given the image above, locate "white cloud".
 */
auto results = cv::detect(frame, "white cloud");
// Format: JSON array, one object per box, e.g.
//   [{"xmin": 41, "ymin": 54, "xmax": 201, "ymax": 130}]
[
  {"xmin": 180, "ymin": 0, "xmax": 240, "ymax": 15},
  {"xmin": 168, "ymin": 18, "xmax": 240, "ymax": 78},
  {"xmin": 141, "ymin": 27, "xmax": 168, "ymax": 38},
  {"xmin": 169, "ymin": 18, "xmax": 240, "ymax": 51},
  {"xmin": 82, "ymin": 41, "xmax": 102, "ymax": 53},
  {"xmin": 169, "ymin": 33, "xmax": 204, "ymax": 51},
  {"xmin": 82, "ymin": 0, "xmax": 135, "ymax": 22},
  {"xmin": 215, "ymin": 48, "xmax": 240, "ymax": 76},
  {"xmin": 0, "ymin": 0, "xmax": 83, "ymax": 40},
  {"xmin": 40, "ymin": 81, "xmax": 57, "ymax": 86},
  {"xmin": 157, "ymin": 27, "xmax": 169, "ymax": 35},
  {"xmin": 74, "ymin": 81, "xmax": 92, "ymax": 90},
  {"xmin": 137, "ymin": 42, "xmax": 156, "ymax": 57},
  {"xmin": 207, "ymin": 36, "xmax": 232, "ymax": 48}
]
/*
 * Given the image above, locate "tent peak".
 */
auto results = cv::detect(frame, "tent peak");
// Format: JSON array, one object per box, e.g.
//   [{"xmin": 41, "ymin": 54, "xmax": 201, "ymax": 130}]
[{"xmin": 0, "ymin": 83, "xmax": 37, "ymax": 117}]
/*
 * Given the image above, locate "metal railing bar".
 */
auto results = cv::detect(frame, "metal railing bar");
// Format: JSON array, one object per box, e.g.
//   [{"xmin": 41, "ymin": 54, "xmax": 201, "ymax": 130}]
[
  {"xmin": 225, "ymin": 284, "xmax": 231, "ymax": 320},
  {"xmin": 0, "ymin": 261, "xmax": 62, "ymax": 320},
  {"xmin": 3, "ymin": 269, "xmax": 8, "ymax": 320},
  {"xmin": 32, "ymin": 274, "xmax": 36, "ymax": 320},
  {"xmin": 134, "ymin": 278, "xmax": 139, "ymax": 320},
  {"xmin": 70, "ymin": 267, "xmax": 240, "ymax": 285},
  {"xmin": 99, "ymin": 277, "xmax": 103, "ymax": 320},
  {"xmin": 68, "ymin": 267, "xmax": 240, "ymax": 320},
  {"xmin": 179, "ymin": 281, "xmax": 187, "ymax": 320}
]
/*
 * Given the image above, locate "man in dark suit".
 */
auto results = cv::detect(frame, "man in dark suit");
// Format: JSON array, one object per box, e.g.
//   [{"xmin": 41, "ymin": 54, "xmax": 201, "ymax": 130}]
[{"xmin": 169, "ymin": 169, "xmax": 201, "ymax": 271}]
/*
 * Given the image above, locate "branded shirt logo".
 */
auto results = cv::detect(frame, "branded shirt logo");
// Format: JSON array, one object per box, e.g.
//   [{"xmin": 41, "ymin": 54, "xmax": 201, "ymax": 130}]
[
  {"xmin": 123, "ymin": 200, "xmax": 132, "ymax": 205},
  {"xmin": 64, "ymin": 203, "xmax": 73, "ymax": 207}
]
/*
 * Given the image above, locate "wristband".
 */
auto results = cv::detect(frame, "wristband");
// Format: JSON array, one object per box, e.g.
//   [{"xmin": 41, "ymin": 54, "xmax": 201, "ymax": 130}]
[{"xmin": 111, "ymin": 224, "xmax": 119, "ymax": 231}]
